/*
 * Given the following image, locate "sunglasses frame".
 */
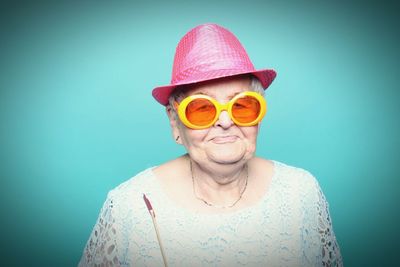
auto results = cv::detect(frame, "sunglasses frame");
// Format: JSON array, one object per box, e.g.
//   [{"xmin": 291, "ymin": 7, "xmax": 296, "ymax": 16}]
[{"xmin": 174, "ymin": 91, "xmax": 267, "ymax": 130}]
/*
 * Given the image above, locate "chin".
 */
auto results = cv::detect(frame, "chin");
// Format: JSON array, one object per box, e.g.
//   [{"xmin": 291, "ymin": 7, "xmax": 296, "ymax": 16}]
[{"xmin": 206, "ymin": 150, "xmax": 247, "ymax": 165}]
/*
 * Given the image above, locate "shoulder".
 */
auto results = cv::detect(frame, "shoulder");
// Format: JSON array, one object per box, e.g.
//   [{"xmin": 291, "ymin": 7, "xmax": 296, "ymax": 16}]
[
  {"xmin": 271, "ymin": 161, "xmax": 328, "ymax": 219},
  {"xmin": 104, "ymin": 167, "xmax": 158, "ymax": 215},
  {"xmin": 152, "ymin": 155, "xmax": 187, "ymax": 180},
  {"xmin": 116, "ymin": 167, "xmax": 156, "ymax": 189},
  {"xmin": 273, "ymin": 160, "xmax": 317, "ymax": 182},
  {"xmin": 272, "ymin": 160, "xmax": 321, "ymax": 196}
]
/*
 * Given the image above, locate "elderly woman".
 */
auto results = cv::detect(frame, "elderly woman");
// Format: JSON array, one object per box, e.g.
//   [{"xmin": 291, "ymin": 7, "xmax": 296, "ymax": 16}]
[{"xmin": 79, "ymin": 24, "xmax": 342, "ymax": 267}]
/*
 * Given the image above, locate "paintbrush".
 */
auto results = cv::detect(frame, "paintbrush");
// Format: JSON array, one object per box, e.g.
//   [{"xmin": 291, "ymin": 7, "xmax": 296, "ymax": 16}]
[{"xmin": 143, "ymin": 194, "xmax": 168, "ymax": 267}]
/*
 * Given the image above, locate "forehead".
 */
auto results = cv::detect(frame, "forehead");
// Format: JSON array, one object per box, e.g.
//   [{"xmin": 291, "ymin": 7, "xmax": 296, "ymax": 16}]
[{"xmin": 184, "ymin": 76, "xmax": 251, "ymax": 98}]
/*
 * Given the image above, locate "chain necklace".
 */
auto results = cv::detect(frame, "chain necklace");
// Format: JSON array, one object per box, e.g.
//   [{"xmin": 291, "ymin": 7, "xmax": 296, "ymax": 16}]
[{"xmin": 190, "ymin": 160, "xmax": 248, "ymax": 209}]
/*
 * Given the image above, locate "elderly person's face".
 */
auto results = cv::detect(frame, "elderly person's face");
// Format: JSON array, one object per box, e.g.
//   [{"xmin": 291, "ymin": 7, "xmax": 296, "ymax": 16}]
[{"xmin": 169, "ymin": 76, "xmax": 260, "ymax": 167}]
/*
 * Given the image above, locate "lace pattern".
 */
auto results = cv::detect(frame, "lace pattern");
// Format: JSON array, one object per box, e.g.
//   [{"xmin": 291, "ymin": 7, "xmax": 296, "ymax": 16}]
[
  {"xmin": 317, "ymin": 186, "xmax": 343, "ymax": 267},
  {"xmin": 79, "ymin": 195, "xmax": 119, "ymax": 267},
  {"xmin": 78, "ymin": 161, "xmax": 343, "ymax": 267}
]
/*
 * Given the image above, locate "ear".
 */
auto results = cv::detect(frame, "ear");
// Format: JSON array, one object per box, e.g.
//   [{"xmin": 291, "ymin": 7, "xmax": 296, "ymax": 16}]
[{"xmin": 166, "ymin": 105, "xmax": 183, "ymax": 145}]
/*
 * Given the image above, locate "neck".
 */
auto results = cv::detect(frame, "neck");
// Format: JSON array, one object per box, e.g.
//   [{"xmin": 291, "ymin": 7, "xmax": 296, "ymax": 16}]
[{"xmin": 189, "ymin": 157, "xmax": 249, "ymax": 208}]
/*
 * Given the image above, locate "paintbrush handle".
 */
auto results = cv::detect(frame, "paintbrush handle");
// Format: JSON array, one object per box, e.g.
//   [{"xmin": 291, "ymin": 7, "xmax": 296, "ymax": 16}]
[{"xmin": 150, "ymin": 212, "xmax": 168, "ymax": 267}]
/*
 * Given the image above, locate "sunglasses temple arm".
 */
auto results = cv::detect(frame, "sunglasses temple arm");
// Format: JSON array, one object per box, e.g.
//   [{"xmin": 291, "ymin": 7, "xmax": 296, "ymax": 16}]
[{"xmin": 143, "ymin": 194, "xmax": 169, "ymax": 267}]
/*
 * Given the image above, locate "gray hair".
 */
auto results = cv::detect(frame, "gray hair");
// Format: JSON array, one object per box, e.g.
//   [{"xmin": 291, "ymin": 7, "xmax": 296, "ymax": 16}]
[{"xmin": 167, "ymin": 76, "xmax": 264, "ymax": 121}]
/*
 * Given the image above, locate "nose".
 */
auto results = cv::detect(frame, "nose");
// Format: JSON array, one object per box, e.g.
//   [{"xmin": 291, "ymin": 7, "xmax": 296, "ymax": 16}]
[{"xmin": 215, "ymin": 110, "xmax": 234, "ymax": 129}]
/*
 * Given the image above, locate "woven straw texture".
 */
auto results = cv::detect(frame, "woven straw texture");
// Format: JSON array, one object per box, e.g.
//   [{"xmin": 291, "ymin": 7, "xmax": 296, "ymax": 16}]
[{"xmin": 152, "ymin": 24, "xmax": 276, "ymax": 105}]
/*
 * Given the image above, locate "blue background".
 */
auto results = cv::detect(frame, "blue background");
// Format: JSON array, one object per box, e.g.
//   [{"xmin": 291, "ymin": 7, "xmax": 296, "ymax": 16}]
[{"xmin": 1, "ymin": 1, "xmax": 399, "ymax": 266}]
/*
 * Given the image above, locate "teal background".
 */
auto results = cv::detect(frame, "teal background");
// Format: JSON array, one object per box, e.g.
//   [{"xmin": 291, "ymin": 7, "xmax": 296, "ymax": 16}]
[{"xmin": 0, "ymin": 1, "xmax": 399, "ymax": 266}]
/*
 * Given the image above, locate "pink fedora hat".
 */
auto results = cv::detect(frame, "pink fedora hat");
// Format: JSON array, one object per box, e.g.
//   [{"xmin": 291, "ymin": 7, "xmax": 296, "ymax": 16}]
[{"xmin": 152, "ymin": 23, "xmax": 277, "ymax": 106}]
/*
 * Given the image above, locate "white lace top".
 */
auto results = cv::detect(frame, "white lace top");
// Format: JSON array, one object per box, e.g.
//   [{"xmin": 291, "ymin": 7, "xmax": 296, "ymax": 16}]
[{"xmin": 78, "ymin": 161, "xmax": 343, "ymax": 267}]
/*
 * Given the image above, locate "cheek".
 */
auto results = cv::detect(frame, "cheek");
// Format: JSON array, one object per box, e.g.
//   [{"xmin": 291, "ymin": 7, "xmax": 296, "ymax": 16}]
[
  {"xmin": 243, "ymin": 128, "xmax": 259, "ymax": 155},
  {"xmin": 241, "ymin": 126, "xmax": 259, "ymax": 142},
  {"xmin": 180, "ymin": 127, "xmax": 209, "ymax": 148},
  {"xmin": 241, "ymin": 127, "xmax": 259, "ymax": 153}
]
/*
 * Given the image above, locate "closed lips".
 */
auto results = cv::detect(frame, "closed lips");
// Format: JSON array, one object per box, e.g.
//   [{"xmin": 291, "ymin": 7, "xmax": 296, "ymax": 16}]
[{"xmin": 211, "ymin": 136, "xmax": 238, "ymax": 143}]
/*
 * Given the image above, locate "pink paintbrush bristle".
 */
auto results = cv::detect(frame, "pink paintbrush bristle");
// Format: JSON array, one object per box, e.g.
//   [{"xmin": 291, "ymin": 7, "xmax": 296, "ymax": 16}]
[{"xmin": 143, "ymin": 194, "xmax": 154, "ymax": 213}]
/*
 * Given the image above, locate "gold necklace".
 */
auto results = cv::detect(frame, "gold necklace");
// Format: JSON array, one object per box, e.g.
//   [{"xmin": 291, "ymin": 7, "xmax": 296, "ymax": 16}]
[{"xmin": 190, "ymin": 160, "xmax": 248, "ymax": 209}]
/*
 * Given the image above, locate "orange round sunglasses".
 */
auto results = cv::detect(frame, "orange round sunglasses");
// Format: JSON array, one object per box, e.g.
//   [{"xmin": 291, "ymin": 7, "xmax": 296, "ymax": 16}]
[{"xmin": 174, "ymin": 91, "xmax": 267, "ymax": 129}]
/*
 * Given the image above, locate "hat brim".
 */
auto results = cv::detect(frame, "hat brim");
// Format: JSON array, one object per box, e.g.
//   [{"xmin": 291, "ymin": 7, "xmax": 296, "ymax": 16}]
[{"xmin": 152, "ymin": 68, "xmax": 277, "ymax": 106}]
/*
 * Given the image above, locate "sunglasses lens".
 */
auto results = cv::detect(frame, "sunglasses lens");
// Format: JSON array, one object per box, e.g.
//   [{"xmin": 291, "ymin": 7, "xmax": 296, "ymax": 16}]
[
  {"xmin": 232, "ymin": 95, "xmax": 261, "ymax": 123},
  {"xmin": 186, "ymin": 98, "xmax": 216, "ymax": 127}
]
